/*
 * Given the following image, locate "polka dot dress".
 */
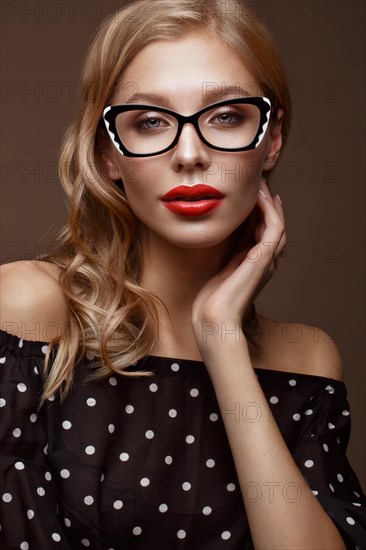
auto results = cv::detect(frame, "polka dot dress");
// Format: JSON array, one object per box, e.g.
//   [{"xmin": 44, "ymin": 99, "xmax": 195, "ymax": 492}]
[{"xmin": 0, "ymin": 329, "xmax": 365, "ymax": 549}]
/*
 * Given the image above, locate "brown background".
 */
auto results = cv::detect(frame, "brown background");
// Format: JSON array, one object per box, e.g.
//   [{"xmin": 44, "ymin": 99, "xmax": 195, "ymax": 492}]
[{"xmin": 1, "ymin": 0, "xmax": 365, "ymax": 488}]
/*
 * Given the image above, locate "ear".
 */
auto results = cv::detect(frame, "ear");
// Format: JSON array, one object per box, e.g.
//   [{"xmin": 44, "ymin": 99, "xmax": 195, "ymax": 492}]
[
  {"xmin": 100, "ymin": 145, "xmax": 123, "ymax": 181},
  {"xmin": 262, "ymin": 108, "xmax": 284, "ymax": 171}
]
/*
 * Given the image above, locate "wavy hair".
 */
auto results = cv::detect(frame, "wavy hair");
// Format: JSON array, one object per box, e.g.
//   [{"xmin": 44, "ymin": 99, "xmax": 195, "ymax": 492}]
[{"xmin": 37, "ymin": 0, "xmax": 292, "ymax": 403}]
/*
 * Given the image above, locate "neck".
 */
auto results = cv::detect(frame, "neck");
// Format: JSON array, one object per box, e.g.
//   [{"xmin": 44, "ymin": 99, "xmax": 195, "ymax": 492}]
[{"xmin": 139, "ymin": 228, "xmax": 234, "ymax": 355}]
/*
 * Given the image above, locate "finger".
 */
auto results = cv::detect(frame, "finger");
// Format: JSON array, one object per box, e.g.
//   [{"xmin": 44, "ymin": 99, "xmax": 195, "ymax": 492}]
[{"xmin": 256, "ymin": 189, "xmax": 285, "ymax": 248}]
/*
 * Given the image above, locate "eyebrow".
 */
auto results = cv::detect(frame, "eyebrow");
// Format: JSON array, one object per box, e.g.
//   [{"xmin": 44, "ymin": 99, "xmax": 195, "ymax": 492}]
[
  {"xmin": 202, "ymin": 85, "xmax": 253, "ymax": 102},
  {"xmin": 123, "ymin": 92, "xmax": 169, "ymax": 105},
  {"xmin": 123, "ymin": 85, "xmax": 256, "ymax": 108}
]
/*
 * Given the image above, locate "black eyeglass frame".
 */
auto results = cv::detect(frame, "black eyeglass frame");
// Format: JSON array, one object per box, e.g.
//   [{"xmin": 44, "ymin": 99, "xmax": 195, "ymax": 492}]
[{"xmin": 103, "ymin": 96, "xmax": 272, "ymax": 158}]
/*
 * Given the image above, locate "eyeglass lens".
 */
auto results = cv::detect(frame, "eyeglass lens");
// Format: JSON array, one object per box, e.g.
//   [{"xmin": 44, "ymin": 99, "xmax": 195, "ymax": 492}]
[{"xmin": 114, "ymin": 102, "xmax": 263, "ymax": 155}]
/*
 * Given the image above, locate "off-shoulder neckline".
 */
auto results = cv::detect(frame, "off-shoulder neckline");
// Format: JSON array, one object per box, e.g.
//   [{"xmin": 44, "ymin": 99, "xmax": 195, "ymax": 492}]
[{"xmin": 0, "ymin": 328, "xmax": 345, "ymax": 384}]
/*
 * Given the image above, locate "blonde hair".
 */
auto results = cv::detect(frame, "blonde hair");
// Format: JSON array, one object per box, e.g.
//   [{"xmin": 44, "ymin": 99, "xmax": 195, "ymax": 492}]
[{"xmin": 37, "ymin": 0, "xmax": 292, "ymax": 403}]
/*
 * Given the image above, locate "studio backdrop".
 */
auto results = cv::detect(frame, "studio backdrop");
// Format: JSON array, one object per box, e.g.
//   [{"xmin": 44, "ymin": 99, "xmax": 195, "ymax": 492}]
[{"xmin": 1, "ymin": 0, "xmax": 365, "ymax": 488}]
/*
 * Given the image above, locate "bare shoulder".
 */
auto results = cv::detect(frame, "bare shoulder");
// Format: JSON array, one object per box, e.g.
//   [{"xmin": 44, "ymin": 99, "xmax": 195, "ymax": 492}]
[
  {"xmin": 0, "ymin": 260, "xmax": 70, "ymax": 342},
  {"xmin": 255, "ymin": 313, "xmax": 343, "ymax": 382}
]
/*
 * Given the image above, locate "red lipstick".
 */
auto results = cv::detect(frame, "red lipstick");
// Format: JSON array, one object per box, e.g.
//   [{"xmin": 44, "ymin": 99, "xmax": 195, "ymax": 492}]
[{"xmin": 161, "ymin": 184, "xmax": 225, "ymax": 217}]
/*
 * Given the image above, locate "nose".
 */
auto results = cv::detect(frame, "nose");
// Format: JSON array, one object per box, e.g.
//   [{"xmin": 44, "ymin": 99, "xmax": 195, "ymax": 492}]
[{"xmin": 170, "ymin": 123, "xmax": 211, "ymax": 172}]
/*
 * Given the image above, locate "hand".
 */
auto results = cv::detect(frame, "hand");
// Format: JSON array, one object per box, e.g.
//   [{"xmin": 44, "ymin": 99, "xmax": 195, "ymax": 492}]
[{"xmin": 192, "ymin": 178, "xmax": 286, "ymax": 346}]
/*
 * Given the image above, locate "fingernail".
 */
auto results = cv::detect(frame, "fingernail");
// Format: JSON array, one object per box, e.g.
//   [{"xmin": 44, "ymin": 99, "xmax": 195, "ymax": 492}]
[
  {"xmin": 276, "ymin": 194, "xmax": 282, "ymax": 205},
  {"xmin": 259, "ymin": 189, "xmax": 268, "ymax": 200}
]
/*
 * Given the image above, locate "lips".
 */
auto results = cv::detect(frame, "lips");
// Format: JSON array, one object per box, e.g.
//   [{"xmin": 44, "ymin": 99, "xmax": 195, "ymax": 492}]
[
  {"xmin": 161, "ymin": 184, "xmax": 224, "ymax": 202},
  {"xmin": 161, "ymin": 184, "xmax": 225, "ymax": 217}
]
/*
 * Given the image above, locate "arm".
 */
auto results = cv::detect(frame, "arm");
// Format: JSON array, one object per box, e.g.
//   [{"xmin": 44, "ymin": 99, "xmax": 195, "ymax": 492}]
[
  {"xmin": 0, "ymin": 261, "xmax": 72, "ymax": 549},
  {"xmin": 197, "ymin": 334, "xmax": 347, "ymax": 549},
  {"xmin": 192, "ymin": 180, "xmax": 347, "ymax": 549}
]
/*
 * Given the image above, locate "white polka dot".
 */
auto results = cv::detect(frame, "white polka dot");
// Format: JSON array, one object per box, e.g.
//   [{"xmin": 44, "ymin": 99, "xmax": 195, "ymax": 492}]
[
  {"xmin": 182, "ymin": 482, "xmax": 191, "ymax": 491},
  {"xmin": 149, "ymin": 383, "xmax": 158, "ymax": 392},
  {"xmin": 133, "ymin": 526, "xmax": 142, "ymax": 535},
  {"xmin": 17, "ymin": 383, "xmax": 27, "ymax": 392},
  {"xmin": 12, "ymin": 428, "xmax": 21, "ymax": 438},
  {"xmin": 108, "ymin": 424, "xmax": 115, "ymax": 433},
  {"xmin": 18, "ymin": 339, "xmax": 23, "ymax": 348},
  {"xmin": 87, "ymin": 397, "xmax": 96, "ymax": 407},
  {"xmin": 60, "ymin": 469, "xmax": 70, "ymax": 479},
  {"xmin": 312, "ymin": 490, "xmax": 319, "ymax": 495},
  {"xmin": 289, "ymin": 379, "xmax": 297, "ymax": 386},
  {"xmin": 304, "ymin": 460, "xmax": 314, "ymax": 468},
  {"xmin": 140, "ymin": 477, "xmax": 150, "ymax": 487},
  {"xmin": 186, "ymin": 435, "xmax": 195, "ymax": 444},
  {"xmin": 336, "ymin": 436, "xmax": 341, "ymax": 444},
  {"xmin": 34, "ymin": 366, "xmax": 39, "ymax": 374},
  {"xmin": 221, "ymin": 531, "xmax": 231, "ymax": 540},
  {"xmin": 0, "ymin": 357, "xmax": 6, "ymax": 363},
  {"xmin": 20, "ymin": 543, "xmax": 29, "ymax": 550},
  {"xmin": 209, "ymin": 413, "xmax": 219, "ymax": 421},
  {"xmin": 100, "ymin": 473, "xmax": 104, "ymax": 482},
  {"xmin": 165, "ymin": 455, "xmax": 173, "ymax": 465},
  {"xmin": 346, "ymin": 517, "xmax": 355, "ymax": 525},
  {"xmin": 48, "ymin": 395, "xmax": 55, "ymax": 402},
  {"xmin": 227, "ymin": 483, "xmax": 236, "ymax": 492},
  {"xmin": 15, "ymin": 461, "xmax": 25, "ymax": 470},
  {"xmin": 292, "ymin": 413, "xmax": 301, "ymax": 421},
  {"xmin": 202, "ymin": 506, "xmax": 212, "ymax": 515},
  {"xmin": 52, "ymin": 533, "xmax": 61, "ymax": 542},
  {"xmin": 62, "ymin": 420, "xmax": 72, "ymax": 430},
  {"xmin": 30, "ymin": 413, "xmax": 37, "ymax": 423},
  {"xmin": 328, "ymin": 422, "xmax": 335, "ymax": 429},
  {"xmin": 323, "ymin": 443, "xmax": 329, "ymax": 452},
  {"xmin": 113, "ymin": 500, "xmax": 123, "ymax": 510},
  {"xmin": 304, "ymin": 409, "xmax": 313, "ymax": 415},
  {"xmin": 329, "ymin": 483, "xmax": 335, "ymax": 493},
  {"xmin": 269, "ymin": 396, "xmax": 279, "ymax": 404},
  {"xmin": 353, "ymin": 491, "xmax": 360, "ymax": 498},
  {"xmin": 45, "ymin": 471, "xmax": 52, "ymax": 481},
  {"xmin": 0, "ymin": 398, "xmax": 6, "ymax": 407},
  {"xmin": 119, "ymin": 452, "xmax": 129, "ymax": 462},
  {"xmin": 41, "ymin": 345, "xmax": 48, "ymax": 354},
  {"xmin": 337, "ymin": 473, "xmax": 344, "ymax": 483},
  {"xmin": 81, "ymin": 538, "xmax": 90, "ymax": 546},
  {"xmin": 37, "ymin": 487, "xmax": 45, "ymax": 496},
  {"xmin": 85, "ymin": 446, "xmax": 95, "ymax": 455},
  {"xmin": 171, "ymin": 362, "xmax": 180, "ymax": 372},
  {"xmin": 109, "ymin": 377, "xmax": 117, "ymax": 386},
  {"xmin": 168, "ymin": 409, "xmax": 177, "ymax": 418},
  {"xmin": 325, "ymin": 385, "xmax": 335, "ymax": 394},
  {"xmin": 86, "ymin": 351, "xmax": 94, "ymax": 360},
  {"xmin": 27, "ymin": 509, "xmax": 34, "ymax": 519},
  {"xmin": 206, "ymin": 459, "xmax": 215, "ymax": 468},
  {"xmin": 64, "ymin": 518, "xmax": 71, "ymax": 527},
  {"xmin": 177, "ymin": 530, "xmax": 186, "ymax": 539},
  {"xmin": 145, "ymin": 430, "xmax": 154, "ymax": 439},
  {"xmin": 352, "ymin": 502, "xmax": 361, "ymax": 507},
  {"xmin": 84, "ymin": 495, "xmax": 94, "ymax": 505},
  {"xmin": 159, "ymin": 503, "xmax": 168, "ymax": 513},
  {"xmin": 2, "ymin": 493, "xmax": 12, "ymax": 503},
  {"xmin": 342, "ymin": 410, "xmax": 350, "ymax": 416},
  {"xmin": 190, "ymin": 388, "xmax": 199, "ymax": 397},
  {"xmin": 43, "ymin": 444, "xmax": 48, "ymax": 455},
  {"xmin": 125, "ymin": 404, "xmax": 134, "ymax": 414}
]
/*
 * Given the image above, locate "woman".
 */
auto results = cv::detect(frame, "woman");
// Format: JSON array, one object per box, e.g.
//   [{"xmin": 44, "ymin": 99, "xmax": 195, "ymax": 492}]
[{"xmin": 0, "ymin": 0, "xmax": 365, "ymax": 548}]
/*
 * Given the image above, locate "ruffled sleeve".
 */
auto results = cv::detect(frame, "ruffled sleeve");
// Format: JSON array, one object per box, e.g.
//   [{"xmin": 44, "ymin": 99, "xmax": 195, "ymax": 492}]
[
  {"xmin": 293, "ymin": 379, "xmax": 366, "ymax": 549},
  {"xmin": 0, "ymin": 329, "xmax": 71, "ymax": 549}
]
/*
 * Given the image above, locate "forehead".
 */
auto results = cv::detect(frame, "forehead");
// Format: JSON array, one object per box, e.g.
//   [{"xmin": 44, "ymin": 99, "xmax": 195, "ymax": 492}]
[{"xmin": 114, "ymin": 30, "xmax": 262, "ymax": 109}]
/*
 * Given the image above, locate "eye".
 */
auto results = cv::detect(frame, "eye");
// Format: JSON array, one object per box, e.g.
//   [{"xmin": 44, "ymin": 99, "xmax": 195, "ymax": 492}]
[
  {"xmin": 209, "ymin": 109, "xmax": 246, "ymax": 126},
  {"xmin": 134, "ymin": 112, "xmax": 172, "ymax": 131}
]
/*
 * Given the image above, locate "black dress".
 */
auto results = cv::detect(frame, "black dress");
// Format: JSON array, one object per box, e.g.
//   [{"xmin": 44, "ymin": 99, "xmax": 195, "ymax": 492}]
[{"xmin": 0, "ymin": 328, "xmax": 365, "ymax": 549}]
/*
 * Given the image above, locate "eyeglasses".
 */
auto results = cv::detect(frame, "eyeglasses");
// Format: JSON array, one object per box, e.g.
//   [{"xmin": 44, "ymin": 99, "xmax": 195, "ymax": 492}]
[{"xmin": 103, "ymin": 96, "xmax": 272, "ymax": 158}]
